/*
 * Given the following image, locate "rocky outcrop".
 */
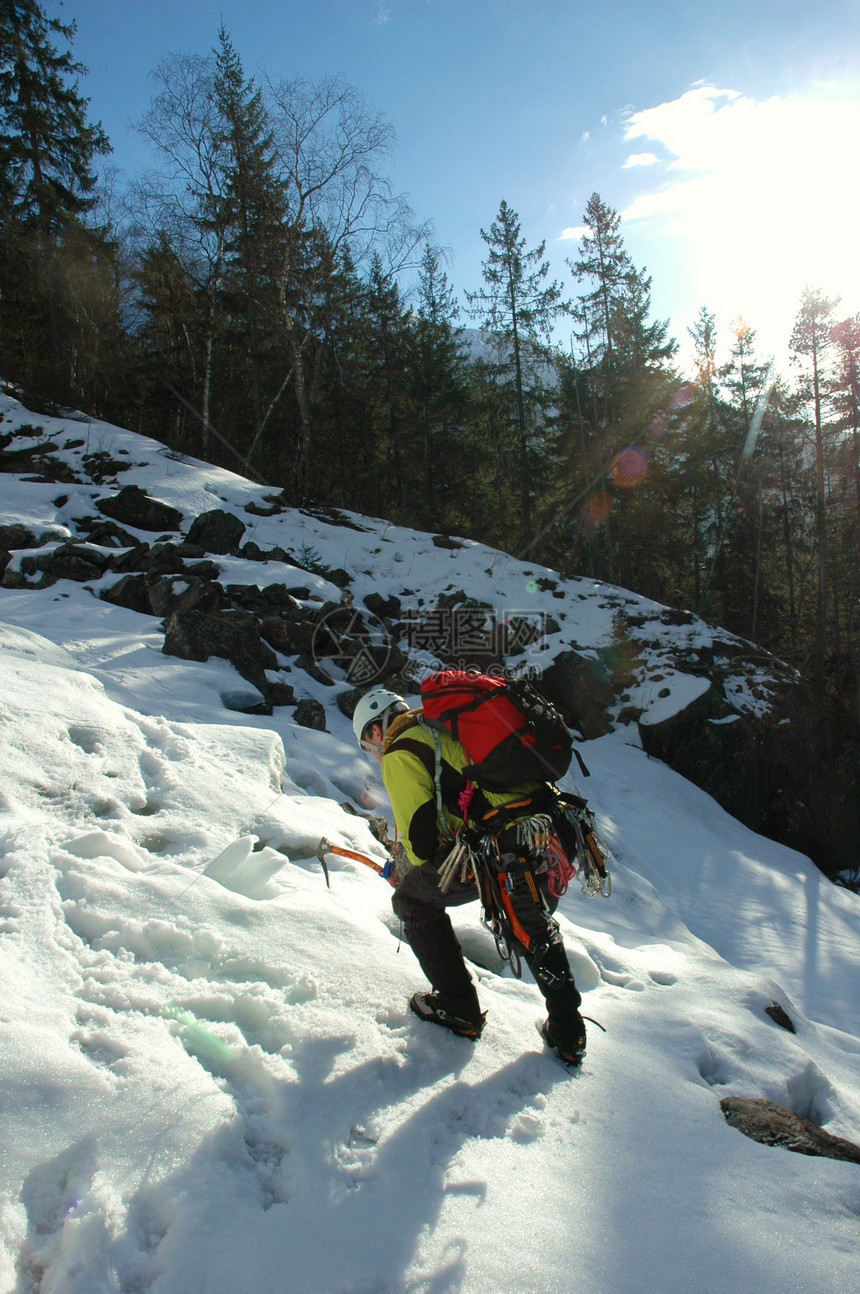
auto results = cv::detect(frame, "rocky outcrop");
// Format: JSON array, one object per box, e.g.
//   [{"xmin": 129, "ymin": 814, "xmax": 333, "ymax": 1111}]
[
  {"xmin": 186, "ymin": 508, "xmax": 246, "ymax": 553},
  {"xmin": 539, "ymin": 649, "xmax": 616, "ymax": 739},
  {"xmin": 97, "ymin": 485, "xmax": 183, "ymax": 533},
  {"xmin": 162, "ymin": 609, "xmax": 277, "ymax": 694},
  {"xmin": 721, "ymin": 1097, "xmax": 860, "ymax": 1164}
]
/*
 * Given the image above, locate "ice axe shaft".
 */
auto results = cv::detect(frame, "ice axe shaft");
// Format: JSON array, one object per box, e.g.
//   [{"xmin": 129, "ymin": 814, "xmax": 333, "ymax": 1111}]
[{"xmin": 316, "ymin": 838, "xmax": 386, "ymax": 888}]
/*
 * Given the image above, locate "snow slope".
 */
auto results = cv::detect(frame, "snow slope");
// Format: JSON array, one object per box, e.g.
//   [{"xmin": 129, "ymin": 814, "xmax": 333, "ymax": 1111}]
[{"xmin": 1, "ymin": 395, "xmax": 859, "ymax": 1293}]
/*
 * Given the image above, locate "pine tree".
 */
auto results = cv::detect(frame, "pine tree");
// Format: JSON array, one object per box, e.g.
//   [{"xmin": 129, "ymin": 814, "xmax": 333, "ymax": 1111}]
[
  {"xmin": 134, "ymin": 231, "xmax": 202, "ymax": 447},
  {"xmin": 466, "ymin": 199, "xmax": 564, "ymax": 537},
  {"xmin": 412, "ymin": 244, "xmax": 468, "ymax": 528},
  {"xmin": 791, "ymin": 288, "xmax": 839, "ymax": 695},
  {"xmin": 213, "ymin": 28, "xmax": 288, "ymax": 465},
  {"xmin": 0, "ymin": 0, "xmax": 112, "ymax": 400},
  {"xmin": 569, "ymin": 193, "xmax": 674, "ymax": 398},
  {"xmin": 560, "ymin": 192, "xmax": 676, "ymax": 585}
]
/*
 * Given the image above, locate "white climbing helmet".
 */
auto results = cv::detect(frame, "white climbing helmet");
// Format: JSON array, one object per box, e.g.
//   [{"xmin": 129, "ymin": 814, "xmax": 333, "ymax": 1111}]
[{"xmin": 352, "ymin": 687, "xmax": 408, "ymax": 748}]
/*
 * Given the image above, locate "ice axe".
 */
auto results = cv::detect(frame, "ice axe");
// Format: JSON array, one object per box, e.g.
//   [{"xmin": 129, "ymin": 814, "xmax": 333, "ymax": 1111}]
[{"xmin": 316, "ymin": 838, "xmax": 389, "ymax": 888}]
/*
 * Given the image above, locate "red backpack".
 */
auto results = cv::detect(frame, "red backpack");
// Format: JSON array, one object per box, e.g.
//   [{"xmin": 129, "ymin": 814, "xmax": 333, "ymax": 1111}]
[{"xmin": 420, "ymin": 670, "xmax": 573, "ymax": 791}]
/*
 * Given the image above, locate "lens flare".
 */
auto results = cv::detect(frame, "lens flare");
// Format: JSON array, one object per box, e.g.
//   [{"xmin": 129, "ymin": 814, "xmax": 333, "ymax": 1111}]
[
  {"xmin": 648, "ymin": 416, "xmax": 669, "ymax": 440},
  {"xmin": 610, "ymin": 448, "xmax": 649, "ymax": 489},
  {"xmin": 582, "ymin": 491, "xmax": 613, "ymax": 530},
  {"xmin": 673, "ymin": 383, "xmax": 698, "ymax": 409}
]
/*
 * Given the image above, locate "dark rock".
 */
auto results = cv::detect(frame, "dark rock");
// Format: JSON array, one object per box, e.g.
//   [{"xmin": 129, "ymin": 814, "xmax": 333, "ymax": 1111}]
[
  {"xmin": 539, "ymin": 650, "xmax": 616, "ymax": 738},
  {"xmin": 75, "ymin": 516, "xmax": 139, "ymax": 548},
  {"xmin": 110, "ymin": 543, "xmax": 152, "ymax": 574},
  {"xmin": 258, "ymin": 586, "xmax": 303, "ymax": 613},
  {"xmin": 432, "ymin": 535, "xmax": 464, "ymax": 550},
  {"xmin": 639, "ymin": 684, "xmax": 762, "ymax": 832},
  {"xmin": 245, "ymin": 499, "xmax": 283, "ymax": 517},
  {"xmin": 337, "ymin": 689, "xmax": 363, "ymax": 721},
  {"xmin": 0, "ymin": 524, "xmax": 36, "ymax": 549},
  {"xmin": 97, "ymin": 485, "xmax": 183, "ymax": 533},
  {"xmin": 296, "ymin": 653, "xmax": 335, "ymax": 686},
  {"xmin": 145, "ymin": 543, "xmax": 187, "ymax": 576},
  {"xmin": 147, "ymin": 576, "xmax": 223, "ymax": 619},
  {"xmin": 294, "ymin": 698, "xmax": 327, "ymax": 730},
  {"xmin": 82, "ymin": 451, "xmax": 132, "ymax": 483},
  {"xmin": 261, "ymin": 616, "xmax": 314, "ymax": 655},
  {"xmin": 764, "ymin": 1001, "xmax": 796, "ymax": 1033},
  {"xmin": 435, "ymin": 589, "xmax": 491, "ymax": 612},
  {"xmin": 364, "ymin": 591, "xmax": 402, "ymax": 621},
  {"xmin": 313, "ymin": 600, "xmax": 366, "ymax": 635},
  {"xmin": 220, "ymin": 689, "xmax": 272, "ymax": 716},
  {"xmin": 1, "ymin": 564, "xmax": 27, "ymax": 588},
  {"xmin": 240, "ymin": 540, "xmax": 268, "ymax": 562},
  {"xmin": 183, "ymin": 559, "xmax": 220, "ymax": 581},
  {"xmin": 186, "ymin": 508, "xmax": 246, "ymax": 554},
  {"xmin": 162, "ymin": 609, "xmax": 276, "ymax": 692},
  {"xmin": 101, "ymin": 574, "xmax": 151, "ymax": 615},
  {"xmin": 224, "ymin": 584, "xmax": 264, "ymax": 611},
  {"xmin": 37, "ymin": 543, "xmax": 109, "ymax": 582},
  {"xmin": 325, "ymin": 567, "xmax": 352, "ymax": 589},
  {"xmin": 267, "ymin": 680, "xmax": 296, "ymax": 707},
  {"xmin": 0, "ymin": 549, "xmax": 12, "ymax": 578},
  {"xmin": 720, "ymin": 1097, "xmax": 860, "ymax": 1163}
]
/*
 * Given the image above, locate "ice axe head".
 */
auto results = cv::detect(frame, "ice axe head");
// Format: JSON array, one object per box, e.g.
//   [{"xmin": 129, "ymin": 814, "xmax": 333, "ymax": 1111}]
[{"xmin": 316, "ymin": 838, "xmax": 332, "ymax": 888}]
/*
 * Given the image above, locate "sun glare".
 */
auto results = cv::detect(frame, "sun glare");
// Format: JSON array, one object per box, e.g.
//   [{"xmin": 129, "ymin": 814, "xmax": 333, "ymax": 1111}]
[{"xmin": 615, "ymin": 85, "xmax": 860, "ymax": 362}]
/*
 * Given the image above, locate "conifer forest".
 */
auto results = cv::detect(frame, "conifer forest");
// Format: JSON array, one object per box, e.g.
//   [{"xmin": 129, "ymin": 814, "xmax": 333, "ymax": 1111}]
[{"xmin": 2, "ymin": 2, "xmax": 858, "ymax": 797}]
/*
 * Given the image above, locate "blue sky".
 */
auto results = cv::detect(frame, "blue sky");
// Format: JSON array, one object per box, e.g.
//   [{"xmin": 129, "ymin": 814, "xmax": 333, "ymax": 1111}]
[{"xmin": 56, "ymin": 0, "xmax": 860, "ymax": 370}]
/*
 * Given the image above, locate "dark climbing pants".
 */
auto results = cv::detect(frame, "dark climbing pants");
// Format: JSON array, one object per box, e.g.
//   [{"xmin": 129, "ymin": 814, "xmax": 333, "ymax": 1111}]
[{"xmin": 392, "ymin": 852, "xmax": 582, "ymax": 1042}]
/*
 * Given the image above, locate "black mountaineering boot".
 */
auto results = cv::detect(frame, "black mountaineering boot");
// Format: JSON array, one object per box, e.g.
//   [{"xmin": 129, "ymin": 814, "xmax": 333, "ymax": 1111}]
[
  {"xmin": 539, "ymin": 1013, "xmax": 587, "ymax": 1066},
  {"xmin": 410, "ymin": 992, "xmax": 486, "ymax": 1040}
]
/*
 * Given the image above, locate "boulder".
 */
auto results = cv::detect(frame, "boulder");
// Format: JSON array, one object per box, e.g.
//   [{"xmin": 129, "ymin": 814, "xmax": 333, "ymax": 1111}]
[
  {"xmin": 101, "ymin": 574, "xmax": 151, "ymax": 615},
  {"xmin": 294, "ymin": 698, "xmax": 327, "ymax": 730},
  {"xmin": 97, "ymin": 485, "xmax": 183, "ymax": 533},
  {"xmin": 37, "ymin": 543, "xmax": 110, "ymax": 583},
  {"xmin": 110, "ymin": 543, "xmax": 152, "ymax": 574},
  {"xmin": 186, "ymin": 508, "xmax": 246, "ymax": 553},
  {"xmin": 539, "ymin": 649, "xmax": 616, "ymax": 738},
  {"xmin": 720, "ymin": 1097, "xmax": 860, "ymax": 1163},
  {"xmin": 75, "ymin": 517, "xmax": 139, "ymax": 548},
  {"xmin": 147, "ymin": 575, "xmax": 224, "ymax": 619},
  {"xmin": 364, "ymin": 591, "xmax": 401, "ymax": 621},
  {"xmin": 0, "ymin": 524, "xmax": 37, "ymax": 549},
  {"xmin": 325, "ymin": 567, "xmax": 352, "ymax": 589},
  {"xmin": 637, "ymin": 681, "xmax": 766, "ymax": 826},
  {"xmin": 220, "ymin": 689, "xmax": 272, "ymax": 716},
  {"xmin": 267, "ymin": 679, "xmax": 296, "ymax": 707},
  {"xmin": 162, "ymin": 609, "xmax": 277, "ymax": 692},
  {"xmin": 261, "ymin": 615, "xmax": 314, "ymax": 655}
]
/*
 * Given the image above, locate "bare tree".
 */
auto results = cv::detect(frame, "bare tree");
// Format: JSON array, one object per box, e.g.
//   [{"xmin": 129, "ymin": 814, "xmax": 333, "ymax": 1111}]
[
  {"xmin": 266, "ymin": 74, "xmax": 428, "ymax": 495},
  {"xmin": 133, "ymin": 52, "xmax": 230, "ymax": 453}
]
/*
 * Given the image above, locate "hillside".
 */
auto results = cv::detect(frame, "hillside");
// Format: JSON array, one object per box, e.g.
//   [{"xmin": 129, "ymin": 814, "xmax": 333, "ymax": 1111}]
[{"xmin": 1, "ymin": 393, "xmax": 859, "ymax": 1294}]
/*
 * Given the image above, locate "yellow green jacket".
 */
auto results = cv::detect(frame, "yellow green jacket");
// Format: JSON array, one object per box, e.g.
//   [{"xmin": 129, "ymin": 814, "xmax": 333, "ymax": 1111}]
[{"xmin": 381, "ymin": 709, "xmax": 541, "ymax": 866}]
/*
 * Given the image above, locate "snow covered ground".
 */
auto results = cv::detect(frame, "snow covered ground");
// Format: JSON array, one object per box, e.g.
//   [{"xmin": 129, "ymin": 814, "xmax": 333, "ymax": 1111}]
[{"xmin": 1, "ymin": 395, "xmax": 859, "ymax": 1293}]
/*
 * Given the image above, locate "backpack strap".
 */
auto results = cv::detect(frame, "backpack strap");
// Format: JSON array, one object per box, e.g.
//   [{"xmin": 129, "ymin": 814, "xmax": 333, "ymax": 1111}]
[{"xmin": 425, "ymin": 721, "xmax": 448, "ymax": 840}]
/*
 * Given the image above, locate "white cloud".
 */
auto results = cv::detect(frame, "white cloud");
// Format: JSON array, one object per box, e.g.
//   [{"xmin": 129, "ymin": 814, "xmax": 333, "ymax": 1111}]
[
  {"xmin": 559, "ymin": 224, "xmax": 588, "ymax": 242},
  {"xmin": 614, "ymin": 84, "xmax": 860, "ymax": 360},
  {"xmin": 623, "ymin": 152, "xmax": 660, "ymax": 168}
]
